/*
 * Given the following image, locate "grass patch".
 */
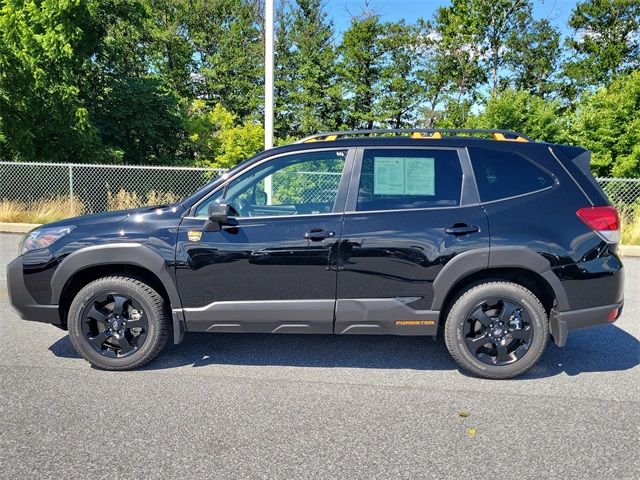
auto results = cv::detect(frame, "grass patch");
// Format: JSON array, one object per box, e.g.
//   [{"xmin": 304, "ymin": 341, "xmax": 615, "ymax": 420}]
[
  {"xmin": 621, "ymin": 212, "xmax": 640, "ymax": 245},
  {"xmin": 0, "ymin": 196, "xmax": 85, "ymax": 224},
  {"xmin": 107, "ymin": 189, "xmax": 181, "ymax": 211}
]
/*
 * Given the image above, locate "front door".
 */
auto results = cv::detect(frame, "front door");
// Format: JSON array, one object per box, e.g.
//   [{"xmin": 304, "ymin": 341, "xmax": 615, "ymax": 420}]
[
  {"xmin": 176, "ymin": 149, "xmax": 351, "ymax": 334},
  {"xmin": 335, "ymin": 146, "xmax": 490, "ymax": 335}
]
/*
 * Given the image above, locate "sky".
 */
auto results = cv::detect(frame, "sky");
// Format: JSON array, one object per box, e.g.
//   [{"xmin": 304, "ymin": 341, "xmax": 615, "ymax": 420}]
[{"xmin": 324, "ymin": 0, "xmax": 579, "ymax": 38}]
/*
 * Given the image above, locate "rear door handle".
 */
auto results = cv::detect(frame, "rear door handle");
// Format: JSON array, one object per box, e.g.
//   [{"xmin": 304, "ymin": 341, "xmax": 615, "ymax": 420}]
[
  {"xmin": 304, "ymin": 228, "xmax": 335, "ymax": 241},
  {"xmin": 444, "ymin": 224, "xmax": 480, "ymax": 236}
]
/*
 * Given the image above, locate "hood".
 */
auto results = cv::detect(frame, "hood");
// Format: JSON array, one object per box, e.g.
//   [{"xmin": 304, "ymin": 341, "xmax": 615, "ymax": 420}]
[{"xmin": 41, "ymin": 204, "xmax": 184, "ymax": 229}]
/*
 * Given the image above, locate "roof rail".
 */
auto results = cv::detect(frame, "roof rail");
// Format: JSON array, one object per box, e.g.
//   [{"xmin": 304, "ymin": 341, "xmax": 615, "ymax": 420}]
[{"xmin": 297, "ymin": 128, "xmax": 532, "ymax": 143}]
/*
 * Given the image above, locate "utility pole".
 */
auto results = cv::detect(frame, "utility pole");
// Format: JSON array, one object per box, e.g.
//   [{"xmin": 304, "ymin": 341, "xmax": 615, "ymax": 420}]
[
  {"xmin": 264, "ymin": 0, "xmax": 274, "ymax": 150},
  {"xmin": 264, "ymin": 0, "xmax": 274, "ymax": 204}
]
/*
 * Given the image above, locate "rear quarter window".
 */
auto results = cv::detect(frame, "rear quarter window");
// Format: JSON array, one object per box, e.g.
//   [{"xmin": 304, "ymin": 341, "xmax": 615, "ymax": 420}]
[{"xmin": 469, "ymin": 147, "xmax": 555, "ymax": 203}]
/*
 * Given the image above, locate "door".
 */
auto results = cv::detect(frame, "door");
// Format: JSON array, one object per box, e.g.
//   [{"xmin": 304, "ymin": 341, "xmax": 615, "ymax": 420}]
[
  {"xmin": 335, "ymin": 147, "xmax": 490, "ymax": 335},
  {"xmin": 176, "ymin": 149, "xmax": 351, "ymax": 334}
]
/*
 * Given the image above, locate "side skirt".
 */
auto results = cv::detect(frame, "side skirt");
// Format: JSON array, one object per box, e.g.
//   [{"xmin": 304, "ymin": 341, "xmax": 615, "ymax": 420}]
[
  {"xmin": 335, "ymin": 299, "xmax": 439, "ymax": 336},
  {"xmin": 180, "ymin": 299, "xmax": 335, "ymax": 334}
]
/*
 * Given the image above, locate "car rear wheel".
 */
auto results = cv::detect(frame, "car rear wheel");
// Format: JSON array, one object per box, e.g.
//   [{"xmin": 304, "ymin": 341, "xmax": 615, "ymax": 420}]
[
  {"xmin": 68, "ymin": 276, "xmax": 169, "ymax": 370},
  {"xmin": 444, "ymin": 281, "xmax": 549, "ymax": 379}
]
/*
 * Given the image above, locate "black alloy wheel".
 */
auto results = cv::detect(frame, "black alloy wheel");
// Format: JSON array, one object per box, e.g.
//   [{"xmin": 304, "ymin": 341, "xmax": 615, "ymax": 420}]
[
  {"xmin": 444, "ymin": 281, "xmax": 549, "ymax": 379},
  {"xmin": 68, "ymin": 276, "xmax": 169, "ymax": 370},
  {"xmin": 463, "ymin": 298, "xmax": 533, "ymax": 366},
  {"xmin": 81, "ymin": 293, "xmax": 149, "ymax": 358}
]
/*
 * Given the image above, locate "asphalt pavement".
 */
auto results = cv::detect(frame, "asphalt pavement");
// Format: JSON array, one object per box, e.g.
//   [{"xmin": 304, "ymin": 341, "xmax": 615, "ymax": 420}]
[{"xmin": 0, "ymin": 233, "xmax": 638, "ymax": 479}]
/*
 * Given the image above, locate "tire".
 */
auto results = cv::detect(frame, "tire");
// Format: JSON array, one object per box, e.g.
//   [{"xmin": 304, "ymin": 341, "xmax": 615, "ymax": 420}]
[
  {"xmin": 444, "ymin": 281, "xmax": 549, "ymax": 379},
  {"xmin": 67, "ymin": 276, "xmax": 169, "ymax": 370}
]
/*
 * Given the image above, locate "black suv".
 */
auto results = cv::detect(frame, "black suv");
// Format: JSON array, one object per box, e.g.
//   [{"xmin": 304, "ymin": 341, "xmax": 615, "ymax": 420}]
[{"xmin": 7, "ymin": 129, "xmax": 624, "ymax": 378}]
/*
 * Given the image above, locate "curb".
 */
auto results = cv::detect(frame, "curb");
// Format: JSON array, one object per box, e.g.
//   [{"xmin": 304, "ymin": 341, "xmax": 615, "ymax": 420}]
[
  {"xmin": 0, "ymin": 222, "xmax": 40, "ymax": 234},
  {"xmin": 1, "ymin": 221, "xmax": 640, "ymax": 256},
  {"xmin": 620, "ymin": 245, "xmax": 640, "ymax": 257}
]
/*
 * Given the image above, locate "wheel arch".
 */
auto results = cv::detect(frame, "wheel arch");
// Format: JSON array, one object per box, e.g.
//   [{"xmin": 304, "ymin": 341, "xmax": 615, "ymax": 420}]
[
  {"xmin": 51, "ymin": 243, "xmax": 185, "ymax": 343},
  {"xmin": 432, "ymin": 246, "xmax": 569, "ymax": 317}
]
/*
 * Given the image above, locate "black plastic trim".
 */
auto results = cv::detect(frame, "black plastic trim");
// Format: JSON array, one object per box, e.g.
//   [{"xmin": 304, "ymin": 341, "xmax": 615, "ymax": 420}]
[
  {"xmin": 335, "ymin": 298, "xmax": 439, "ymax": 336},
  {"xmin": 431, "ymin": 246, "xmax": 570, "ymax": 311},
  {"xmin": 7, "ymin": 257, "xmax": 62, "ymax": 325},
  {"xmin": 49, "ymin": 243, "xmax": 184, "ymax": 342},
  {"xmin": 550, "ymin": 302, "xmax": 622, "ymax": 347}
]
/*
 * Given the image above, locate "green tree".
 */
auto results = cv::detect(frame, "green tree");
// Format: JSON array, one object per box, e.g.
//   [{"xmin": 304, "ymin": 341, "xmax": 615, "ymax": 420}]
[
  {"xmin": 275, "ymin": 0, "xmax": 342, "ymax": 138},
  {"xmin": 0, "ymin": 0, "xmax": 104, "ymax": 163},
  {"xmin": 92, "ymin": 77, "xmax": 184, "ymax": 165},
  {"xmin": 185, "ymin": 100, "xmax": 263, "ymax": 168},
  {"xmin": 572, "ymin": 71, "xmax": 640, "ymax": 177},
  {"xmin": 426, "ymin": 3, "xmax": 485, "ymax": 127},
  {"xmin": 188, "ymin": 0, "xmax": 263, "ymax": 120},
  {"xmin": 425, "ymin": 0, "xmax": 560, "ymax": 116},
  {"xmin": 377, "ymin": 21, "xmax": 427, "ymax": 128},
  {"xmin": 475, "ymin": 0, "xmax": 533, "ymax": 93},
  {"xmin": 338, "ymin": 12, "xmax": 385, "ymax": 129},
  {"xmin": 472, "ymin": 89, "xmax": 567, "ymax": 143},
  {"xmin": 564, "ymin": 0, "xmax": 640, "ymax": 92},
  {"xmin": 145, "ymin": 0, "xmax": 194, "ymax": 97},
  {"xmin": 90, "ymin": 0, "xmax": 150, "ymax": 81},
  {"xmin": 507, "ymin": 19, "xmax": 561, "ymax": 96}
]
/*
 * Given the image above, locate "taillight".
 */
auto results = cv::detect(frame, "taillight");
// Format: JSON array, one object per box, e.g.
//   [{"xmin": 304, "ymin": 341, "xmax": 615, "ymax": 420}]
[{"xmin": 576, "ymin": 206, "xmax": 620, "ymax": 243}]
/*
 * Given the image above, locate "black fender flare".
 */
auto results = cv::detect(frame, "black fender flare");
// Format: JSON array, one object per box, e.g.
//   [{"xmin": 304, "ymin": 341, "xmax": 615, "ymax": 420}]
[
  {"xmin": 50, "ymin": 243, "xmax": 185, "ymax": 343},
  {"xmin": 431, "ymin": 246, "xmax": 569, "ymax": 311}
]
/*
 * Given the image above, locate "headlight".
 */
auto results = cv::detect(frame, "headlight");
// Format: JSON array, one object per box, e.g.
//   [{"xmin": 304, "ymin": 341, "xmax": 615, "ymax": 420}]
[{"xmin": 20, "ymin": 226, "xmax": 75, "ymax": 254}]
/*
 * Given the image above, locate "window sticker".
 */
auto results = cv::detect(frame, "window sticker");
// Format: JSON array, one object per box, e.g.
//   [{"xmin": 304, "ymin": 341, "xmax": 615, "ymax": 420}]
[
  {"xmin": 373, "ymin": 157, "xmax": 435, "ymax": 195},
  {"xmin": 373, "ymin": 157, "xmax": 405, "ymax": 194}
]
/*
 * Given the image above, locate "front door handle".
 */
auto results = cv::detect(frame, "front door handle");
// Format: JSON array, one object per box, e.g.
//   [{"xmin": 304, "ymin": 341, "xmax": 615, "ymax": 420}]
[
  {"xmin": 304, "ymin": 228, "xmax": 335, "ymax": 241},
  {"xmin": 444, "ymin": 224, "xmax": 480, "ymax": 236}
]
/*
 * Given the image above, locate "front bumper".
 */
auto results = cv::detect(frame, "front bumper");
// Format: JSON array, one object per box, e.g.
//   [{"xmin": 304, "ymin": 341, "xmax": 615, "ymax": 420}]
[
  {"xmin": 7, "ymin": 257, "xmax": 61, "ymax": 325},
  {"xmin": 550, "ymin": 302, "xmax": 623, "ymax": 347}
]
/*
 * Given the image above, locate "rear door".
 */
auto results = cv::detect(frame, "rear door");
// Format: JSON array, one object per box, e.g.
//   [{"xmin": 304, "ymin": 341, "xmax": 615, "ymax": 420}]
[{"xmin": 335, "ymin": 146, "xmax": 490, "ymax": 335}]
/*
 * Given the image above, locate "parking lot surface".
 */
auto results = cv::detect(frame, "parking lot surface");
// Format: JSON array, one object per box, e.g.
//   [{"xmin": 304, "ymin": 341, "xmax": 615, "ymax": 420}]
[{"xmin": 0, "ymin": 233, "xmax": 638, "ymax": 479}]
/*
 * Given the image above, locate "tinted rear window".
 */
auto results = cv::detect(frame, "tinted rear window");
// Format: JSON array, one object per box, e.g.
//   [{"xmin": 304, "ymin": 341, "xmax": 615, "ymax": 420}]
[{"xmin": 469, "ymin": 147, "xmax": 554, "ymax": 202}]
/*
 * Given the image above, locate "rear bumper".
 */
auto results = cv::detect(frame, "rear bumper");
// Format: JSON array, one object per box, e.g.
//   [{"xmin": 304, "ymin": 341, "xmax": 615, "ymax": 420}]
[
  {"xmin": 550, "ymin": 302, "xmax": 623, "ymax": 347},
  {"xmin": 7, "ymin": 257, "xmax": 61, "ymax": 325}
]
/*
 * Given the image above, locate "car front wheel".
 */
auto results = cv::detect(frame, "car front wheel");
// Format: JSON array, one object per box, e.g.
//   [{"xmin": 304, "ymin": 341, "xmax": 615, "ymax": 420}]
[{"xmin": 67, "ymin": 276, "xmax": 169, "ymax": 370}]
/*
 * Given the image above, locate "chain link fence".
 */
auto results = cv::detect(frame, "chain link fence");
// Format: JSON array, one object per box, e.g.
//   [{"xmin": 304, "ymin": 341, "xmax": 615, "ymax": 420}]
[
  {"xmin": 1, "ymin": 161, "xmax": 639, "ymax": 218},
  {"xmin": 0, "ymin": 161, "xmax": 225, "ymax": 214},
  {"xmin": 597, "ymin": 178, "xmax": 640, "ymax": 212}
]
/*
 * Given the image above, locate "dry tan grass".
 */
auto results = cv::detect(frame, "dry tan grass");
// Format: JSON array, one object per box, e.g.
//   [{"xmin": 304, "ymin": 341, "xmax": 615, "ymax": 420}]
[
  {"xmin": 107, "ymin": 189, "xmax": 180, "ymax": 211},
  {"xmin": 621, "ymin": 212, "xmax": 640, "ymax": 245},
  {"xmin": 0, "ymin": 196, "xmax": 85, "ymax": 224},
  {"xmin": 0, "ymin": 200, "xmax": 26, "ymax": 223}
]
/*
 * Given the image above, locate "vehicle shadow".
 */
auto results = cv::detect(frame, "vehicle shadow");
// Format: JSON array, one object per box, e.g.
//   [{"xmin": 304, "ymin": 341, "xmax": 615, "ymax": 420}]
[{"xmin": 49, "ymin": 324, "xmax": 639, "ymax": 378}]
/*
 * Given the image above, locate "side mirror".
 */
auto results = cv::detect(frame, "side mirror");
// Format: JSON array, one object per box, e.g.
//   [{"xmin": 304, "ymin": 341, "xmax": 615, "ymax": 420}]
[{"xmin": 204, "ymin": 200, "xmax": 228, "ymax": 231}]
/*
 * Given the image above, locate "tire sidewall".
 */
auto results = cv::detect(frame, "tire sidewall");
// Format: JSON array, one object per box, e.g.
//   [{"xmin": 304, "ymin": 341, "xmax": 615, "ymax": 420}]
[
  {"xmin": 68, "ymin": 279, "xmax": 163, "ymax": 369},
  {"xmin": 445, "ymin": 283, "xmax": 548, "ymax": 379}
]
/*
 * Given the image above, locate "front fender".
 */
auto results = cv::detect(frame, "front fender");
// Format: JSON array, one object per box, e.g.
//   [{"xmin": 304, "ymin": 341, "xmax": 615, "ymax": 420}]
[{"xmin": 50, "ymin": 243, "xmax": 185, "ymax": 343}]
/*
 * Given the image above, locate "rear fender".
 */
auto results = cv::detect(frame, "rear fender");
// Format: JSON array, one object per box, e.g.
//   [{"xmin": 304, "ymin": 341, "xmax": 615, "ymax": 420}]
[{"xmin": 431, "ymin": 246, "xmax": 569, "ymax": 311}]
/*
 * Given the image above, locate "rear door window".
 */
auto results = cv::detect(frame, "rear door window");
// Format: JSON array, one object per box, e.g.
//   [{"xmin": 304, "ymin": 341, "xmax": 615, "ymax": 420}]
[
  {"xmin": 356, "ymin": 149, "xmax": 463, "ymax": 211},
  {"xmin": 469, "ymin": 147, "xmax": 554, "ymax": 203}
]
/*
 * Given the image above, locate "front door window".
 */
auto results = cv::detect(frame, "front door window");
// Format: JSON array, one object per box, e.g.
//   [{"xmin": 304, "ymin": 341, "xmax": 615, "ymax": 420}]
[{"xmin": 195, "ymin": 150, "xmax": 347, "ymax": 218}]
